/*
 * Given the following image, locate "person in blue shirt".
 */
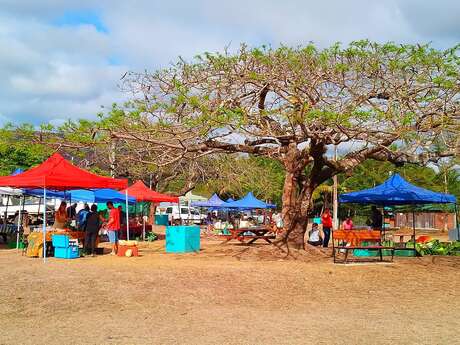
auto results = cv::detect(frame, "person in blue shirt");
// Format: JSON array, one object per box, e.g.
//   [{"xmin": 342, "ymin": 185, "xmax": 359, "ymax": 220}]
[{"xmin": 77, "ymin": 204, "xmax": 90, "ymax": 230}]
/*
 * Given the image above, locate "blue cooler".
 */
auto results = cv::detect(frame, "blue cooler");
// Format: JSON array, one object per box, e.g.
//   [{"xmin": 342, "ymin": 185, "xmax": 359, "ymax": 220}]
[
  {"xmin": 52, "ymin": 234, "xmax": 80, "ymax": 259},
  {"xmin": 166, "ymin": 225, "xmax": 200, "ymax": 253},
  {"xmin": 54, "ymin": 246, "xmax": 80, "ymax": 259}
]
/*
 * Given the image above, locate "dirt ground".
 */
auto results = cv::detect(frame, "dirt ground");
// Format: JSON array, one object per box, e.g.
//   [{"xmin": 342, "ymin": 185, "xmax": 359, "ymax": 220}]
[{"xmin": 0, "ymin": 239, "xmax": 459, "ymax": 345}]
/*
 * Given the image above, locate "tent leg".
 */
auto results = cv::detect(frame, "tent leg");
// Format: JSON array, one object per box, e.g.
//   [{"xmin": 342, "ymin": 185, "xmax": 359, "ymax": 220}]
[
  {"xmin": 3, "ymin": 195, "xmax": 10, "ymax": 233},
  {"xmin": 412, "ymin": 210, "xmax": 416, "ymax": 256},
  {"xmin": 36, "ymin": 197, "xmax": 40, "ymax": 217},
  {"xmin": 455, "ymin": 204, "xmax": 459, "ymax": 242},
  {"xmin": 43, "ymin": 188, "xmax": 47, "ymax": 263},
  {"xmin": 142, "ymin": 217, "xmax": 146, "ymax": 241},
  {"xmin": 125, "ymin": 190, "xmax": 130, "ymax": 241},
  {"xmin": 142, "ymin": 203, "xmax": 146, "ymax": 241},
  {"xmin": 16, "ymin": 195, "xmax": 24, "ymax": 250}
]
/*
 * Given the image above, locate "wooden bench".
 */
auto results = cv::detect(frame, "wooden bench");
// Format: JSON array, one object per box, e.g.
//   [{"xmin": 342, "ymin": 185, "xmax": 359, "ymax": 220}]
[{"xmin": 332, "ymin": 230, "xmax": 395, "ymax": 264}]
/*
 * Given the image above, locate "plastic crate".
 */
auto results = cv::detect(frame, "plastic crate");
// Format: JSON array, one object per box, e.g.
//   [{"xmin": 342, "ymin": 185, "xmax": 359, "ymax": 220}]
[
  {"xmin": 166, "ymin": 225, "xmax": 200, "ymax": 253},
  {"xmin": 353, "ymin": 249, "xmax": 378, "ymax": 257},
  {"xmin": 395, "ymin": 249, "xmax": 416, "ymax": 257},
  {"xmin": 353, "ymin": 249, "xmax": 393, "ymax": 257},
  {"xmin": 52, "ymin": 234, "xmax": 70, "ymax": 248},
  {"xmin": 54, "ymin": 246, "xmax": 79, "ymax": 259}
]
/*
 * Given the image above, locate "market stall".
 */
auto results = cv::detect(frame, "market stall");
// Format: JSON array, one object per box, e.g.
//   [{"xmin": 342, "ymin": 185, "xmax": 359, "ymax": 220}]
[
  {"xmin": 0, "ymin": 153, "xmax": 128, "ymax": 261},
  {"xmin": 122, "ymin": 180, "xmax": 179, "ymax": 239},
  {"xmin": 339, "ymin": 173, "xmax": 458, "ymax": 257}
]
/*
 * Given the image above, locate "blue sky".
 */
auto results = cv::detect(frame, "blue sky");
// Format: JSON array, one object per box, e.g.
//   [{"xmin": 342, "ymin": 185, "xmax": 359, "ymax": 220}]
[
  {"xmin": 52, "ymin": 10, "xmax": 108, "ymax": 33},
  {"xmin": 0, "ymin": 0, "xmax": 459, "ymax": 126}
]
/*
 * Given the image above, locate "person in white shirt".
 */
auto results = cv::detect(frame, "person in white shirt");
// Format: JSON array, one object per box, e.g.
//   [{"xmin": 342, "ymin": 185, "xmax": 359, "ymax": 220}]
[{"xmin": 307, "ymin": 223, "xmax": 323, "ymax": 246}]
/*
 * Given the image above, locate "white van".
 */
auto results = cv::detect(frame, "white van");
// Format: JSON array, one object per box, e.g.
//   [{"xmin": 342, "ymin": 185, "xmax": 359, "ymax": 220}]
[{"xmin": 157, "ymin": 205, "xmax": 205, "ymax": 224}]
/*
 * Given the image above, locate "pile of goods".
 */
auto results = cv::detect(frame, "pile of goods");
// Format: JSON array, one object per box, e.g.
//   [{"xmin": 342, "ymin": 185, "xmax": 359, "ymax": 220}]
[{"xmin": 407, "ymin": 240, "xmax": 460, "ymax": 256}]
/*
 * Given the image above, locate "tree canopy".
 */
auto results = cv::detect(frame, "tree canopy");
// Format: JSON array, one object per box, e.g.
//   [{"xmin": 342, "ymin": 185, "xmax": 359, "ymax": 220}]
[{"xmin": 21, "ymin": 40, "xmax": 460, "ymax": 247}]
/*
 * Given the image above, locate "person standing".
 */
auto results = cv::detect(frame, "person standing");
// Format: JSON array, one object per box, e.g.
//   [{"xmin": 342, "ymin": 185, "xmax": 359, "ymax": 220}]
[
  {"xmin": 53, "ymin": 201, "xmax": 68, "ymax": 229},
  {"xmin": 370, "ymin": 206, "xmax": 383, "ymax": 230},
  {"xmin": 118, "ymin": 205, "xmax": 126, "ymax": 227},
  {"xmin": 84, "ymin": 204, "xmax": 101, "ymax": 256},
  {"xmin": 77, "ymin": 204, "xmax": 90, "ymax": 230},
  {"xmin": 106, "ymin": 201, "xmax": 120, "ymax": 255},
  {"xmin": 67, "ymin": 203, "xmax": 77, "ymax": 220},
  {"xmin": 342, "ymin": 217, "xmax": 353, "ymax": 230},
  {"xmin": 321, "ymin": 208, "xmax": 333, "ymax": 248}
]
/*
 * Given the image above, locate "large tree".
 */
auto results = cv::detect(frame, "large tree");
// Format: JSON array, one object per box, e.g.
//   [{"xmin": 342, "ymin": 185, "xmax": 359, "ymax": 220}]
[{"xmin": 63, "ymin": 41, "xmax": 460, "ymax": 247}]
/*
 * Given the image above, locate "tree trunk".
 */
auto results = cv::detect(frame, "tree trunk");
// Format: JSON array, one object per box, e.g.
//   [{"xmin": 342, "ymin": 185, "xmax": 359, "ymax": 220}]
[
  {"xmin": 279, "ymin": 142, "xmax": 333, "ymax": 250},
  {"xmin": 280, "ymin": 153, "xmax": 312, "ymax": 249}
]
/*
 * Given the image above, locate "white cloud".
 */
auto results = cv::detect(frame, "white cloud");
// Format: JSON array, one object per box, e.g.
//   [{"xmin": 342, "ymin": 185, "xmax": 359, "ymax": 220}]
[{"xmin": 0, "ymin": 0, "xmax": 458, "ymax": 125}]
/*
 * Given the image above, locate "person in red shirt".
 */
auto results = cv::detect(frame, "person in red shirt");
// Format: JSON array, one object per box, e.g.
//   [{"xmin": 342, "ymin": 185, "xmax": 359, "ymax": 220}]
[
  {"xmin": 321, "ymin": 208, "xmax": 333, "ymax": 248},
  {"xmin": 106, "ymin": 201, "xmax": 120, "ymax": 255}
]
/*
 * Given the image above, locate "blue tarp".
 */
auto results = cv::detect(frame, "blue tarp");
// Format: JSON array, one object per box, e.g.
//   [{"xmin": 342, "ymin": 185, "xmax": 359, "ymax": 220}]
[
  {"xmin": 24, "ymin": 189, "xmax": 68, "ymax": 199},
  {"xmin": 23, "ymin": 188, "xmax": 136, "ymax": 204},
  {"xmin": 191, "ymin": 193, "xmax": 229, "ymax": 208},
  {"xmin": 339, "ymin": 174, "xmax": 457, "ymax": 205},
  {"xmin": 226, "ymin": 192, "xmax": 276, "ymax": 209},
  {"xmin": 71, "ymin": 189, "xmax": 136, "ymax": 204}
]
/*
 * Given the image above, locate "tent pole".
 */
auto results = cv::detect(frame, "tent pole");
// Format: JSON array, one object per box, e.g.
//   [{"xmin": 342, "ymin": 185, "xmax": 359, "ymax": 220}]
[
  {"xmin": 142, "ymin": 203, "xmax": 146, "ymax": 241},
  {"xmin": 4, "ymin": 195, "xmax": 10, "ymax": 232},
  {"xmin": 455, "ymin": 203, "xmax": 459, "ymax": 242},
  {"xmin": 412, "ymin": 209, "xmax": 416, "ymax": 257},
  {"xmin": 37, "ymin": 197, "xmax": 41, "ymax": 219},
  {"xmin": 16, "ymin": 195, "xmax": 24, "ymax": 250},
  {"xmin": 43, "ymin": 188, "xmax": 47, "ymax": 262},
  {"xmin": 125, "ymin": 190, "xmax": 130, "ymax": 241}
]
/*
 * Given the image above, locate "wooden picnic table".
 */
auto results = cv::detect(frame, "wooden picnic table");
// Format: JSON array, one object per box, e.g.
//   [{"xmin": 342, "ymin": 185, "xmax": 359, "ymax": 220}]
[
  {"xmin": 333, "ymin": 230, "xmax": 382, "ymax": 246},
  {"xmin": 220, "ymin": 226, "xmax": 275, "ymax": 245},
  {"xmin": 392, "ymin": 232, "xmax": 416, "ymax": 245}
]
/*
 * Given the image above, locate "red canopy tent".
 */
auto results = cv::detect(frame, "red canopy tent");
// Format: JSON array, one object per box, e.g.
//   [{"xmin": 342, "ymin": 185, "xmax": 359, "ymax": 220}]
[
  {"xmin": 122, "ymin": 181, "xmax": 178, "ymax": 240},
  {"xmin": 122, "ymin": 180, "xmax": 178, "ymax": 203},
  {"xmin": 0, "ymin": 153, "xmax": 129, "ymax": 261},
  {"xmin": 0, "ymin": 153, "xmax": 127, "ymax": 190}
]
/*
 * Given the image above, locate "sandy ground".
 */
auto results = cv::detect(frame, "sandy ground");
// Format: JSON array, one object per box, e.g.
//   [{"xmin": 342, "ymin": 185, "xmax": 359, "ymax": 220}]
[{"xmin": 0, "ymin": 239, "xmax": 459, "ymax": 345}]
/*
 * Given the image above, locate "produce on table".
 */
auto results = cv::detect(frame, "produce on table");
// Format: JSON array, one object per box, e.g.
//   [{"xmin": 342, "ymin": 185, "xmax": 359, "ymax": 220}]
[{"xmin": 412, "ymin": 239, "xmax": 460, "ymax": 256}]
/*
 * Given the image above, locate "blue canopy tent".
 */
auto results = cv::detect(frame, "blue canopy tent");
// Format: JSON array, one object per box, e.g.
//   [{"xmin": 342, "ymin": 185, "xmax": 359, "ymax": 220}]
[
  {"xmin": 191, "ymin": 193, "xmax": 229, "ymax": 208},
  {"xmin": 340, "ymin": 174, "xmax": 458, "ymax": 249},
  {"xmin": 340, "ymin": 174, "xmax": 456, "ymax": 205},
  {"xmin": 226, "ymin": 192, "xmax": 276, "ymax": 210},
  {"xmin": 226, "ymin": 198, "xmax": 235, "ymax": 203}
]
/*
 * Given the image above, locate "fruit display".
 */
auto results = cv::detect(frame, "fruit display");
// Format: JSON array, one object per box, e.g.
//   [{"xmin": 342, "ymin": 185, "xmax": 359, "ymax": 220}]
[{"xmin": 408, "ymin": 240, "xmax": 460, "ymax": 256}]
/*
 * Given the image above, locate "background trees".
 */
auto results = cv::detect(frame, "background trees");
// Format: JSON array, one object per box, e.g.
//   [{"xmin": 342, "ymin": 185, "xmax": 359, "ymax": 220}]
[
  {"xmin": 113, "ymin": 41, "xmax": 459, "ymax": 246},
  {"xmin": 3, "ymin": 40, "xmax": 459, "ymax": 249}
]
